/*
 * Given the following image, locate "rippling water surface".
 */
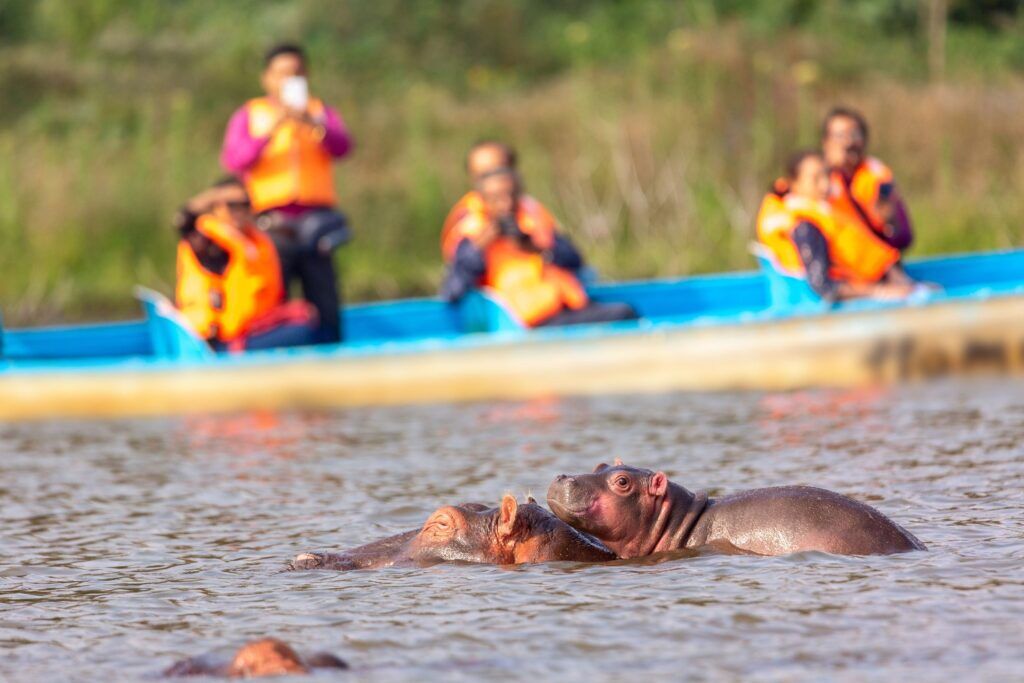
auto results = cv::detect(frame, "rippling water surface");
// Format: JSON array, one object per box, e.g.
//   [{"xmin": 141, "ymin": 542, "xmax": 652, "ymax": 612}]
[{"xmin": 2, "ymin": 380, "xmax": 1023, "ymax": 681}]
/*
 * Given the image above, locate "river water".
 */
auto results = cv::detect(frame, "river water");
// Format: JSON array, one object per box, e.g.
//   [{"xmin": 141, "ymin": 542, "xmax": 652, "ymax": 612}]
[{"xmin": 2, "ymin": 380, "xmax": 1023, "ymax": 681}]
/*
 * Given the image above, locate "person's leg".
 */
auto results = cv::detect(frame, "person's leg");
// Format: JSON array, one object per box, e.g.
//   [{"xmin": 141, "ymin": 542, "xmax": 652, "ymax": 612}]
[
  {"xmin": 297, "ymin": 251, "xmax": 342, "ymax": 344},
  {"xmin": 241, "ymin": 322, "xmax": 319, "ymax": 351},
  {"xmin": 268, "ymin": 230, "xmax": 300, "ymax": 298},
  {"xmin": 538, "ymin": 302, "xmax": 638, "ymax": 327}
]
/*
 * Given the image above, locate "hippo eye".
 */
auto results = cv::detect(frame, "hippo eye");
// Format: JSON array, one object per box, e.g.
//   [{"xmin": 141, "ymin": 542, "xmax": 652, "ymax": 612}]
[{"xmin": 613, "ymin": 476, "xmax": 630, "ymax": 489}]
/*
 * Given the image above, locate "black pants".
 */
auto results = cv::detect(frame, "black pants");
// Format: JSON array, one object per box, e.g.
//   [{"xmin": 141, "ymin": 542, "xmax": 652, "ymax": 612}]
[
  {"xmin": 272, "ymin": 238, "xmax": 342, "ymax": 344},
  {"xmin": 538, "ymin": 302, "xmax": 638, "ymax": 327}
]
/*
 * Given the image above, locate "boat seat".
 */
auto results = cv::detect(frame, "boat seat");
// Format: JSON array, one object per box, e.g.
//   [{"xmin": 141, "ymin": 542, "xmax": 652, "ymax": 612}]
[
  {"xmin": 134, "ymin": 287, "xmax": 214, "ymax": 361},
  {"xmin": 749, "ymin": 242, "xmax": 823, "ymax": 309}
]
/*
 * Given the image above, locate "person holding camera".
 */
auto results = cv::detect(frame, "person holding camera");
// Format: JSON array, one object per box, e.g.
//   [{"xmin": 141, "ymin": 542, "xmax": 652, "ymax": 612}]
[
  {"xmin": 440, "ymin": 168, "xmax": 636, "ymax": 328},
  {"xmin": 173, "ymin": 179, "xmax": 319, "ymax": 352},
  {"xmin": 755, "ymin": 151, "xmax": 915, "ymax": 303},
  {"xmin": 219, "ymin": 43, "xmax": 353, "ymax": 344},
  {"xmin": 440, "ymin": 140, "xmax": 584, "ymax": 275},
  {"xmin": 821, "ymin": 107, "xmax": 913, "ymax": 252}
]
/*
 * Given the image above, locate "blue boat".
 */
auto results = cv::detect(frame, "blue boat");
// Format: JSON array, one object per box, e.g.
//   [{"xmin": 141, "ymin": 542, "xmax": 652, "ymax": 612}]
[{"xmin": 2, "ymin": 249, "xmax": 1023, "ymax": 420}]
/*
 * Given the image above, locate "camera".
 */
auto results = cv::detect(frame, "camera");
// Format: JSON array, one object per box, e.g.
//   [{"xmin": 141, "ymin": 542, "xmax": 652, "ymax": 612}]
[{"xmin": 497, "ymin": 215, "xmax": 523, "ymax": 238}]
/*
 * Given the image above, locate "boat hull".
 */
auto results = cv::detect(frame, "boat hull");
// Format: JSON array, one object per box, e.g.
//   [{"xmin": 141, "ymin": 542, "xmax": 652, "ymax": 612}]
[{"xmin": 3, "ymin": 292, "xmax": 1021, "ymax": 420}]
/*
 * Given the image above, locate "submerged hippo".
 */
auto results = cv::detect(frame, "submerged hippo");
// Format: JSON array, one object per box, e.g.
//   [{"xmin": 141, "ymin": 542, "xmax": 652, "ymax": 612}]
[
  {"xmin": 162, "ymin": 638, "xmax": 347, "ymax": 678},
  {"xmin": 547, "ymin": 460, "xmax": 925, "ymax": 558},
  {"xmin": 289, "ymin": 495, "xmax": 616, "ymax": 570}
]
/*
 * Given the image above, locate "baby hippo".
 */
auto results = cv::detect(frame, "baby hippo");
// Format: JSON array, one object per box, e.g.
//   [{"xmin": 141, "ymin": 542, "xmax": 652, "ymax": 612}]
[
  {"xmin": 290, "ymin": 495, "xmax": 616, "ymax": 570},
  {"xmin": 162, "ymin": 638, "xmax": 347, "ymax": 678},
  {"xmin": 547, "ymin": 460, "xmax": 925, "ymax": 558}
]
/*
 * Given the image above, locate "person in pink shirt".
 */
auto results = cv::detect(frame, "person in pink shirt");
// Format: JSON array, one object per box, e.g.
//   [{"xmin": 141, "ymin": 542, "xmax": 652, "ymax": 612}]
[{"xmin": 220, "ymin": 43, "xmax": 353, "ymax": 344}]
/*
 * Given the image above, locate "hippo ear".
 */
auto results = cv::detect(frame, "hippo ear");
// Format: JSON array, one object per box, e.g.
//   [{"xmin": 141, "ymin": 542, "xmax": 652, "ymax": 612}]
[
  {"xmin": 498, "ymin": 494, "xmax": 519, "ymax": 538},
  {"xmin": 649, "ymin": 471, "xmax": 668, "ymax": 497},
  {"xmin": 613, "ymin": 457, "xmax": 625, "ymax": 466},
  {"xmin": 423, "ymin": 507, "xmax": 462, "ymax": 539},
  {"xmin": 592, "ymin": 462, "xmax": 610, "ymax": 473}
]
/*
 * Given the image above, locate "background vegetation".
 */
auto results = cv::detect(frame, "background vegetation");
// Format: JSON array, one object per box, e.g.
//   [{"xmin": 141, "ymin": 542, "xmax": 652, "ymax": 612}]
[{"xmin": 1, "ymin": 0, "xmax": 1023, "ymax": 324}]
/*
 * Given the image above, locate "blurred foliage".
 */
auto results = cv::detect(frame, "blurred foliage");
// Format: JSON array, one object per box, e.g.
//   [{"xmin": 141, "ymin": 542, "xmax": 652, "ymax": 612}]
[{"xmin": 1, "ymin": 0, "xmax": 1023, "ymax": 323}]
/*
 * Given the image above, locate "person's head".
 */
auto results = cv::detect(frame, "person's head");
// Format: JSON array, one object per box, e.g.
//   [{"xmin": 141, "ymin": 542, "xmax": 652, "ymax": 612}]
[
  {"xmin": 466, "ymin": 140, "xmax": 517, "ymax": 183},
  {"xmin": 476, "ymin": 167, "xmax": 521, "ymax": 218},
  {"xmin": 261, "ymin": 43, "xmax": 308, "ymax": 99},
  {"xmin": 786, "ymin": 150, "xmax": 829, "ymax": 202},
  {"xmin": 208, "ymin": 177, "xmax": 253, "ymax": 228},
  {"xmin": 821, "ymin": 107, "xmax": 869, "ymax": 173}
]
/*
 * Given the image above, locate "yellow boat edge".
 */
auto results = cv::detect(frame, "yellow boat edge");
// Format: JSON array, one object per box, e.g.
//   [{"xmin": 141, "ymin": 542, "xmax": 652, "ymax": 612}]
[{"xmin": 2, "ymin": 295, "xmax": 1023, "ymax": 421}]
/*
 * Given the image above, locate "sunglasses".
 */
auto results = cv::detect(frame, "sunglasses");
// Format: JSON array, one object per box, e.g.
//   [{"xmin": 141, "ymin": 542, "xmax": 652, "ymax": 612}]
[{"xmin": 225, "ymin": 200, "xmax": 252, "ymax": 210}]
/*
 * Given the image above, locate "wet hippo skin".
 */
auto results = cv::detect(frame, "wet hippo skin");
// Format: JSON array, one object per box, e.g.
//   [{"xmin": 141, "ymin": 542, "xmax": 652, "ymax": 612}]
[
  {"xmin": 547, "ymin": 460, "xmax": 925, "ymax": 558},
  {"xmin": 162, "ymin": 638, "xmax": 347, "ymax": 678},
  {"xmin": 289, "ymin": 495, "xmax": 616, "ymax": 570}
]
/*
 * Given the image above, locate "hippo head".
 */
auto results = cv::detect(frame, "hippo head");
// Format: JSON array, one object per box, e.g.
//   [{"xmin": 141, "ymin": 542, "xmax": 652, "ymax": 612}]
[
  {"xmin": 547, "ymin": 459, "xmax": 669, "ymax": 556},
  {"xmin": 407, "ymin": 495, "xmax": 616, "ymax": 565},
  {"xmin": 226, "ymin": 638, "xmax": 309, "ymax": 677},
  {"xmin": 164, "ymin": 638, "xmax": 348, "ymax": 679}
]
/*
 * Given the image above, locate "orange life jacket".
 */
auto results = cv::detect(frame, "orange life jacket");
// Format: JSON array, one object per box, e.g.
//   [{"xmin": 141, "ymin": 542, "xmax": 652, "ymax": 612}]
[
  {"xmin": 244, "ymin": 97, "xmax": 337, "ymax": 214},
  {"xmin": 483, "ymin": 237, "xmax": 589, "ymax": 326},
  {"xmin": 755, "ymin": 183, "xmax": 805, "ymax": 274},
  {"xmin": 828, "ymin": 157, "xmax": 893, "ymax": 238},
  {"xmin": 756, "ymin": 182, "xmax": 899, "ymax": 285},
  {"xmin": 441, "ymin": 192, "xmax": 557, "ymax": 261},
  {"xmin": 175, "ymin": 214, "xmax": 284, "ymax": 342}
]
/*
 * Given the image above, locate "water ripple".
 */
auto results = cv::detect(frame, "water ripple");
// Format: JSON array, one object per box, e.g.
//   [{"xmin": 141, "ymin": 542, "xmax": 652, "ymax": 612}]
[{"xmin": 2, "ymin": 379, "xmax": 1023, "ymax": 681}]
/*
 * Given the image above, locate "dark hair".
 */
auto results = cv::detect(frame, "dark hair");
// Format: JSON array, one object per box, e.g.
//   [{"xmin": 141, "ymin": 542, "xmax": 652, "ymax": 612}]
[
  {"xmin": 785, "ymin": 149, "xmax": 822, "ymax": 180},
  {"xmin": 821, "ymin": 106, "xmax": 869, "ymax": 144},
  {"xmin": 466, "ymin": 140, "xmax": 517, "ymax": 172},
  {"xmin": 264, "ymin": 43, "xmax": 307, "ymax": 68},
  {"xmin": 213, "ymin": 175, "xmax": 246, "ymax": 191}
]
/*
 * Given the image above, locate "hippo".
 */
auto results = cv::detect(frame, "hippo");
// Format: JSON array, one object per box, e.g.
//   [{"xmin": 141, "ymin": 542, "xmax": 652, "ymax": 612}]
[
  {"xmin": 162, "ymin": 638, "xmax": 347, "ymax": 678},
  {"xmin": 289, "ymin": 495, "xmax": 616, "ymax": 570},
  {"xmin": 547, "ymin": 460, "xmax": 925, "ymax": 558}
]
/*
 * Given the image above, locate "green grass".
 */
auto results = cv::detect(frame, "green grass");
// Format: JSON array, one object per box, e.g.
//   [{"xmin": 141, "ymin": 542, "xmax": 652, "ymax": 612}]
[{"xmin": 1, "ymin": 0, "xmax": 1023, "ymax": 324}]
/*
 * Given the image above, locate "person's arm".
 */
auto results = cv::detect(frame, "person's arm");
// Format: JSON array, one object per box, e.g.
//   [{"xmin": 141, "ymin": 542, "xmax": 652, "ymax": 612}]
[
  {"xmin": 545, "ymin": 233, "xmax": 584, "ymax": 271},
  {"xmin": 440, "ymin": 238, "xmax": 487, "ymax": 302},
  {"xmin": 792, "ymin": 221, "xmax": 840, "ymax": 302},
  {"xmin": 878, "ymin": 184, "xmax": 913, "ymax": 250},
  {"xmin": 793, "ymin": 221, "xmax": 914, "ymax": 302},
  {"xmin": 318, "ymin": 105, "xmax": 354, "ymax": 159},
  {"xmin": 220, "ymin": 105, "xmax": 275, "ymax": 174}
]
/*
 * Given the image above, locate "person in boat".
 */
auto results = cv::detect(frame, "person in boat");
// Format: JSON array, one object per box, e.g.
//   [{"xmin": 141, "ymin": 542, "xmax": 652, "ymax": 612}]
[
  {"xmin": 220, "ymin": 43, "xmax": 353, "ymax": 344},
  {"xmin": 173, "ymin": 178, "xmax": 319, "ymax": 352},
  {"xmin": 756, "ymin": 151, "xmax": 915, "ymax": 302},
  {"xmin": 440, "ymin": 140, "xmax": 584, "ymax": 274},
  {"xmin": 440, "ymin": 167, "xmax": 637, "ymax": 327},
  {"xmin": 822, "ymin": 107, "xmax": 913, "ymax": 252}
]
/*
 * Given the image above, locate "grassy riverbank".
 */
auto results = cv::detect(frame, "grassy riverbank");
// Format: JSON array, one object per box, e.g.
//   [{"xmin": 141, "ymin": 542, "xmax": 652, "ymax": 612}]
[{"xmin": 1, "ymin": 1, "xmax": 1023, "ymax": 324}]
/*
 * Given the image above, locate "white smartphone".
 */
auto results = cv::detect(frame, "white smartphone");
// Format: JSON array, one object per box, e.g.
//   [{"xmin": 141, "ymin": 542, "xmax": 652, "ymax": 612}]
[{"xmin": 281, "ymin": 76, "xmax": 309, "ymax": 111}]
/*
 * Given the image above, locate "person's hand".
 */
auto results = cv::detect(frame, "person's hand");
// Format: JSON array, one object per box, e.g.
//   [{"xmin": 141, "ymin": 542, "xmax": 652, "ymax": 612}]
[
  {"xmin": 283, "ymin": 107, "xmax": 323, "ymax": 127},
  {"xmin": 470, "ymin": 220, "xmax": 500, "ymax": 249},
  {"xmin": 871, "ymin": 282, "xmax": 914, "ymax": 301},
  {"xmin": 282, "ymin": 106, "xmax": 305, "ymax": 123},
  {"xmin": 885, "ymin": 264, "xmax": 912, "ymax": 285},
  {"xmin": 173, "ymin": 207, "xmax": 199, "ymax": 236}
]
